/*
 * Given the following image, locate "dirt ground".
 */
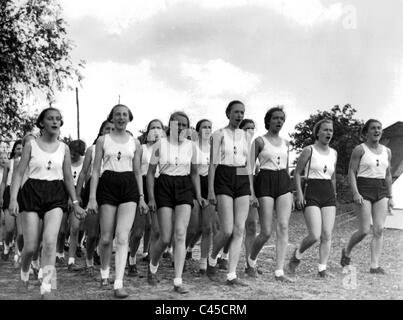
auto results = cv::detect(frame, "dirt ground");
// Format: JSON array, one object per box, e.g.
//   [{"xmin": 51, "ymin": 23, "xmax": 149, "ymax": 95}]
[{"xmin": 0, "ymin": 209, "xmax": 402, "ymax": 300}]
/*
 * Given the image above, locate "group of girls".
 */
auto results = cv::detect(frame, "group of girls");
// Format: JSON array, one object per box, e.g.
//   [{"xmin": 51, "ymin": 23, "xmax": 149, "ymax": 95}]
[{"xmin": 0, "ymin": 101, "xmax": 394, "ymax": 299}]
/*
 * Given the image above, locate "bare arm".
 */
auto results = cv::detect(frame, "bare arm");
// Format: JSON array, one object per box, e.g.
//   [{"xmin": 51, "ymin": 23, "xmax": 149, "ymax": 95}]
[
  {"xmin": 385, "ymin": 148, "xmax": 394, "ymax": 211},
  {"xmin": 208, "ymin": 131, "xmax": 221, "ymax": 204},
  {"xmin": 133, "ymin": 139, "xmax": 148, "ymax": 214},
  {"xmin": 0, "ymin": 165, "xmax": 9, "ymax": 207},
  {"xmin": 75, "ymin": 146, "xmax": 93, "ymax": 203},
  {"xmin": 294, "ymin": 146, "xmax": 312, "ymax": 209},
  {"xmin": 332, "ymin": 150, "xmax": 338, "ymax": 197},
  {"xmin": 348, "ymin": 145, "xmax": 364, "ymax": 204},
  {"xmin": 87, "ymin": 136, "xmax": 105, "ymax": 213},
  {"xmin": 146, "ymin": 140, "xmax": 160, "ymax": 212}
]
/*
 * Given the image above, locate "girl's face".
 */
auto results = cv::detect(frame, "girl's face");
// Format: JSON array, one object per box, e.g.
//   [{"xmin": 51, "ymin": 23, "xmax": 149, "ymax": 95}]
[
  {"xmin": 0, "ymin": 153, "xmax": 7, "ymax": 167},
  {"xmin": 102, "ymin": 122, "xmax": 114, "ymax": 135},
  {"xmin": 14, "ymin": 144, "xmax": 23, "ymax": 158},
  {"xmin": 366, "ymin": 121, "xmax": 382, "ymax": 142},
  {"xmin": 242, "ymin": 122, "xmax": 255, "ymax": 137},
  {"xmin": 317, "ymin": 122, "xmax": 333, "ymax": 145},
  {"xmin": 41, "ymin": 110, "xmax": 62, "ymax": 135},
  {"xmin": 170, "ymin": 115, "xmax": 189, "ymax": 140},
  {"xmin": 70, "ymin": 149, "xmax": 81, "ymax": 163},
  {"xmin": 112, "ymin": 106, "xmax": 130, "ymax": 130},
  {"xmin": 199, "ymin": 121, "xmax": 212, "ymax": 140},
  {"xmin": 147, "ymin": 121, "xmax": 164, "ymax": 142},
  {"xmin": 269, "ymin": 111, "xmax": 285, "ymax": 133},
  {"xmin": 228, "ymin": 103, "xmax": 245, "ymax": 127}
]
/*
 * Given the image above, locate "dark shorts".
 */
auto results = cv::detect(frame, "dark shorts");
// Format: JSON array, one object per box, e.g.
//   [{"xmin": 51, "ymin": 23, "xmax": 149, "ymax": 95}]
[
  {"xmin": 255, "ymin": 169, "xmax": 292, "ymax": 199},
  {"xmin": 305, "ymin": 179, "xmax": 336, "ymax": 208},
  {"xmin": 155, "ymin": 174, "xmax": 194, "ymax": 209},
  {"xmin": 19, "ymin": 179, "xmax": 68, "ymax": 219},
  {"xmin": 194, "ymin": 175, "xmax": 208, "ymax": 200},
  {"xmin": 81, "ymin": 178, "xmax": 91, "ymax": 208},
  {"xmin": 2, "ymin": 185, "xmax": 10, "ymax": 209},
  {"xmin": 214, "ymin": 165, "xmax": 250, "ymax": 199},
  {"xmin": 97, "ymin": 171, "xmax": 139, "ymax": 207},
  {"xmin": 357, "ymin": 177, "xmax": 388, "ymax": 204}
]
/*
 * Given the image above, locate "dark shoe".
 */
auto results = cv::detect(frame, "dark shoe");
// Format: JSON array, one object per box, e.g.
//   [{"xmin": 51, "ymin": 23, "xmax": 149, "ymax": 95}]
[
  {"xmin": 162, "ymin": 252, "xmax": 170, "ymax": 259},
  {"xmin": 128, "ymin": 264, "xmax": 138, "ymax": 277},
  {"xmin": 185, "ymin": 251, "xmax": 192, "ymax": 260},
  {"xmin": 55, "ymin": 256, "xmax": 65, "ymax": 267},
  {"xmin": 206, "ymin": 263, "xmax": 219, "ymax": 281},
  {"xmin": 17, "ymin": 280, "xmax": 29, "ymax": 293},
  {"xmin": 198, "ymin": 269, "xmax": 207, "ymax": 275},
  {"xmin": 68, "ymin": 263, "xmax": 83, "ymax": 272},
  {"xmin": 226, "ymin": 278, "xmax": 249, "ymax": 287},
  {"xmin": 318, "ymin": 270, "xmax": 329, "ymax": 278},
  {"xmin": 245, "ymin": 261, "xmax": 257, "ymax": 278},
  {"xmin": 340, "ymin": 248, "xmax": 351, "ymax": 267},
  {"xmin": 217, "ymin": 258, "xmax": 228, "ymax": 270},
  {"xmin": 76, "ymin": 247, "xmax": 82, "ymax": 258},
  {"xmin": 288, "ymin": 249, "xmax": 301, "ymax": 274},
  {"xmin": 147, "ymin": 265, "xmax": 159, "ymax": 286},
  {"xmin": 174, "ymin": 285, "xmax": 189, "ymax": 294},
  {"xmin": 370, "ymin": 267, "xmax": 386, "ymax": 275},
  {"xmin": 64, "ymin": 242, "xmax": 69, "ymax": 252},
  {"xmin": 94, "ymin": 252, "xmax": 101, "ymax": 266},
  {"xmin": 275, "ymin": 274, "xmax": 295, "ymax": 283},
  {"xmin": 114, "ymin": 287, "xmax": 129, "ymax": 299},
  {"xmin": 100, "ymin": 278, "xmax": 110, "ymax": 288},
  {"xmin": 31, "ymin": 266, "xmax": 39, "ymax": 280},
  {"xmin": 1, "ymin": 251, "xmax": 10, "ymax": 261},
  {"xmin": 256, "ymin": 266, "xmax": 263, "ymax": 275},
  {"xmin": 142, "ymin": 254, "xmax": 150, "ymax": 262},
  {"xmin": 87, "ymin": 266, "xmax": 95, "ymax": 277}
]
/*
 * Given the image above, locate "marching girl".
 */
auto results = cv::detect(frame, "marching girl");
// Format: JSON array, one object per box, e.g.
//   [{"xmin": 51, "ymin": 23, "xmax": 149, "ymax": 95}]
[
  {"xmin": 87, "ymin": 104, "xmax": 148, "ymax": 299},
  {"xmin": 147, "ymin": 111, "xmax": 204, "ymax": 293},
  {"xmin": 289, "ymin": 119, "xmax": 338, "ymax": 278},
  {"xmin": 66, "ymin": 139, "xmax": 86, "ymax": 271},
  {"xmin": 127, "ymin": 119, "xmax": 164, "ymax": 276},
  {"xmin": 8, "ymin": 107, "xmax": 86, "ymax": 299},
  {"xmin": 247, "ymin": 107, "xmax": 294, "ymax": 282},
  {"xmin": 206, "ymin": 100, "xmax": 258, "ymax": 286},
  {"xmin": 76, "ymin": 120, "xmax": 114, "ymax": 276},
  {"xmin": 0, "ymin": 140, "xmax": 24, "ymax": 264},
  {"xmin": 340, "ymin": 119, "xmax": 393, "ymax": 274}
]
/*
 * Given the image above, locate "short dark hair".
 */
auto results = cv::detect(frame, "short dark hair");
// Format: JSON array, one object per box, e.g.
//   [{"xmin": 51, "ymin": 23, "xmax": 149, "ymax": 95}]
[
  {"xmin": 264, "ymin": 106, "xmax": 285, "ymax": 130},
  {"xmin": 312, "ymin": 119, "xmax": 333, "ymax": 140},
  {"xmin": 239, "ymin": 119, "xmax": 255, "ymax": 130},
  {"xmin": 225, "ymin": 100, "xmax": 244, "ymax": 119},
  {"xmin": 69, "ymin": 139, "xmax": 86, "ymax": 156},
  {"xmin": 107, "ymin": 104, "xmax": 133, "ymax": 122},
  {"xmin": 195, "ymin": 119, "xmax": 211, "ymax": 132},
  {"xmin": 35, "ymin": 107, "xmax": 64, "ymax": 129},
  {"xmin": 10, "ymin": 140, "xmax": 22, "ymax": 159},
  {"xmin": 361, "ymin": 119, "xmax": 382, "ymax": 137},
  {"xmin": 92, "ymin": 120, "xmax": 113, "ymax": 145}
]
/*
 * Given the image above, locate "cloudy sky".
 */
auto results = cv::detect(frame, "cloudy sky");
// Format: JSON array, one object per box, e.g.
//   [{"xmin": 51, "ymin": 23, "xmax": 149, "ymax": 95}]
[{"xmin": 46, "ymin": 0, "xmax": 403, "ymax": 150}]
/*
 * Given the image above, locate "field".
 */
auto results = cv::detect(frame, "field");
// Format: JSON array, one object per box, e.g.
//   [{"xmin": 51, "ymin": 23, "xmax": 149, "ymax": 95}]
[{"xmin": 0, "ymin": 208, "xmax": 402, "ymax": 301}]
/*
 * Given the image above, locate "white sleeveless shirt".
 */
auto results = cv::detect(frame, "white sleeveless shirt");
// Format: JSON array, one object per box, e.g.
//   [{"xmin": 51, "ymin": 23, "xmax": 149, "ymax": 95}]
[
  {"xmin": 141, "ymin": 144, "xmax": 160, "ymax": 177},
  {"xmin": 153, "ymin": 138, "xmax": 195, "ymax": 176},
  {"xmin": 306, "ymin": 145, "xmax": 337, "ymax": 180},
  {"xmin": 215, "ymin": 128, "xmax": 249, "ymax": 167},
  {"xmin": 258, "ymin": 136, "xmax": 288, "ymax": 171},
  {"xmin": 102, "ymin": 134, "xmax": 136, "ymax": 173},
  {"xmin": 357, "ymin": 144, "xmax": 388, "ymax": 179},
  {"xmin": 28, "ymin": 140, "xmax": 65, "ymax": 181},
  {"xmin": 71, "ymin": 161, "xmax": 83, "ymax": 186},
  {"xmin": 196, "ymin": 142, "xmax": 210, "ymax": 177}
]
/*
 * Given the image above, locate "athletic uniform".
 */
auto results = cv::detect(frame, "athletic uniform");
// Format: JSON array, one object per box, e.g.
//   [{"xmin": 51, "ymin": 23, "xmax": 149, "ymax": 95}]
[
  {"xmin": 213, "ymin": 128, "xmax": 250, "ymax": 198},
  {"xmin": 71, "ymin": 162, "xmax": 83, "ymax": 187},
  {"xmin": 19, "ymin": 140, "xmax": 68, "ymax": 219},
  {"xmin": 96, "ymin": 134, "xmax": 139, "ymax": 206},
  {"xmin": 254, "ymin": 136, "xmax": 292, "ymax": 199},
  {"xmin": 152, "ymin": 137, "xmax": 196, "ymax": 209},
  {"xmin": 304, "ymin": 145, "xmax": 337, "ymax": 208},
  {"xmin": 196, "ymin": 142, "xmax": 210, "ymax": 199},
  {"xmin": 356, "ymin": 144, "xmax": 389, "ymax": 203}
]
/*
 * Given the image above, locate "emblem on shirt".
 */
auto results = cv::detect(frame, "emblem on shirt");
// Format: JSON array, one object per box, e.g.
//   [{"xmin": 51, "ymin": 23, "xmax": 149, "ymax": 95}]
[
  {"xmin": 277, "ymin": 156, "xmax": 280, "ymax": 166},
  {"xmin": 73, "ymin": 171, "xmax": 77, "ymax": 179},
  {"xmin": 47, "ymin": 161, "xmax": 52, "ymax": 170},
  {"xmin": 376, "ymin": 159, "xmax": 379, "ymax": 167},
  {"xmin": 117, "ymin": 152, "xmax": 121, "ymax": 161},
  {"xmin": 324, "ymin": 165, "xmax": 327, "ymax": 173}
]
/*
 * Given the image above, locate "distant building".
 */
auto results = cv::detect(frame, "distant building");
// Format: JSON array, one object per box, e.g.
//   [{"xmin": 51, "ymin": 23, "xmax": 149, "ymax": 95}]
[{"xmin": 381, "ymin": 121, "xmax": 403, "ymax": 180}]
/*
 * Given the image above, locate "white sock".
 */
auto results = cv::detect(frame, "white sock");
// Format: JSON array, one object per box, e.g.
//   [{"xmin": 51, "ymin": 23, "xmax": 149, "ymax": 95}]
[
  {"xmin": 248, "ymin": 256, "xmax": 257, "ymax": 268},
  {"xmin": 21, "ymin": 270, "xmax": 30, "ymax": 282},
  {"xmin": 3, "ymin": 244, "xmax": 9, "ymax": 254},
  {"xmin": 173, "ymin": 277, "xmax": 182, "ymax": 286},
  {"xmin": 40, "ymin": 282, "xmax": 52, "ymax": 295},
  {"xmin": 38, "ymin": 268, "xmax": 43, "ymax": 280},
  {"xmin": 142, "ymin": 252, "xmax": 148, "ymax": 258},
  {"xmin": 208, "ymin": 255, "xmax": 217, "ymax": 267},
  {"xmin": 100, "ymin": 267, "xmax": 110, "ymax": 279},
  {"xmin": 86, "ymin": 258, "xmax": 93, "ymax": 267},
  {"xmin": 199, "ymin": 258, "xmax": 207, "ymax": 270},
  {"xmin": 221, "ymin": 252, "xmax": 229, "ymax": 260},
  {"xmin": 187, "ymin": 247, "xmax": 192, "ymax": 253},
  {"xmin": 56, "ymin": 252, "xmax": 63, "ymax": 259},
  {"xmin": 318, "ymin": 264, "xmax": 327, "ymax": 272},
  {"xmin": 275, "ymin": 269, "xmax": 284, "ymax": 277},
  {"xmin": 113, "ymin": 279, "xmax": 123, "ymax": 290},
  {"xmin": 167, "ymin": 247, "xmax": 173, "ymax": 254},
  {"xmin": 68, "ymin": 257, "xmax": 75, "ymax": 265},
  {"xmin": 149, "ymin": 262, "xmax": 159, "ymax": 274},
  {"xmin": 295, "ymin": 249, "xmax": 303, "ymax": 260},
  {"xmin": 32, "ymin": 259, "xmax": 40, "ymax": 270},
  {"xmin": 129, "ymin": 255, "xmax": 136, "ymax": 266},
  {"xmin": 227, "ymin": 272, "xmax": 237, "ymax": 281}
]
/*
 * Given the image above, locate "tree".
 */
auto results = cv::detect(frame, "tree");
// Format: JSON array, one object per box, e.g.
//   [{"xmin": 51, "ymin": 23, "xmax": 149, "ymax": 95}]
[
  {"xmin": 0, "ymin": 0, "xmax": 84, "ymax": 143},
  {"xmin": 289, "ymin": 104, "xmax": 364, "ymax": 175}
]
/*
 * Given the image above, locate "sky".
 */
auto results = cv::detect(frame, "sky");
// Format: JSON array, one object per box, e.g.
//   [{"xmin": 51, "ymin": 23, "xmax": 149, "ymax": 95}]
[{"xmin": 26, "ymin": 0, "xmax": 403, "ymax": 154}]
